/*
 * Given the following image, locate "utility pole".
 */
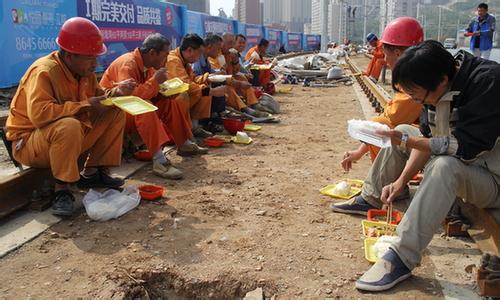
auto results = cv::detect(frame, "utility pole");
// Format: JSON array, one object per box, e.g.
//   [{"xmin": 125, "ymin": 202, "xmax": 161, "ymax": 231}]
[
  {"xmin": 423, "ymin": 14, "xmax": 426, "ymax": 39},
  {"xmin": 320, "ymin": 0, "xmax": 329, "ymax": 52},
  {"xmin": 416, "ymin": 2, "xmax": 420, "ymax": 22},
  {"xmin": 438, "ymin": 6, "xmax": 442, "ymax": 42}
]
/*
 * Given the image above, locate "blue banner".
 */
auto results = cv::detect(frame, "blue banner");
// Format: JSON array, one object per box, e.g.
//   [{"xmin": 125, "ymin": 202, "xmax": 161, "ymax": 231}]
[
  {"xmin": 187, "ymin": 11, "xmax": 236, "ymax": 37},
  {"xmin": 77, "ymin": 0, "xmax": 184, "ymax": 72},
  {"xmin": 264, "ymin": 28, "xmax": 283, "ymax": 54},
  {"xmin": 303, "ymin": 34, "xmax": 321, "ymax": 51},
  {"xmin": 0, "ymin": 0, "xmax": 76, "ymax": 88},
  {"xmin": 286, "ymin": 32, "xmax": 303, "ymax": 52},
  {"xmin": 237, "ymin": 23, "xmax": 264, "ymax": 54}
]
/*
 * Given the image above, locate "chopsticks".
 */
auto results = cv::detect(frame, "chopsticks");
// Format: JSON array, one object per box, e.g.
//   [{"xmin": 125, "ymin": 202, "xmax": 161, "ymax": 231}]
[{"xmin": 384, "ymin": 202, "xmax": 394, "ymax": 236}]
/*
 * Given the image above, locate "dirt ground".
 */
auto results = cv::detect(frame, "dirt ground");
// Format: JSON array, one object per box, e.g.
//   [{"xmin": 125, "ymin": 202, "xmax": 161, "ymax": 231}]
[{"xmin": 0, "ymin": 57, "xmax": 479, "ymax": 299}]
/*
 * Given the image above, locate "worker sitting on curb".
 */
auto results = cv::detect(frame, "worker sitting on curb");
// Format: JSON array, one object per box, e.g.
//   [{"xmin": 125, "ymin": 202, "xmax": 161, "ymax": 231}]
[
  {"xmin": 167, "ymin": 34, "xmax": 227, "ymax": 138},
  {"xmin": 206, "ymin": 33, "xmax": 269, "ymax": 118},
  {"xmin": 340, "ymin": 18, "xmax": 424, "ymax": 171},
  {"xmin": 354, "ymin": 40, "xmax": 500, "ymax": 292},
  {"xmin": 101, "ymin": 33, "xmax": 207, "ymax": 180},
  {"xmin": 244, "ymin": 38, "xmax": 276, "ymax": 89},
  {"xmin": 5, "ymin": 17, "xmax": 134, "ymax": 216},
  {"xmin": 234, "ymin": 34, "xmax": 254, "ymax": 80},
  {"xmin": 363, "ymin": 32, "xmax": 386, "ymax": 82}
]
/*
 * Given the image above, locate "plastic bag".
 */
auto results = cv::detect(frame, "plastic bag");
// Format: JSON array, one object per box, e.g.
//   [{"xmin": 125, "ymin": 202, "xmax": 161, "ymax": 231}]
[
  {"xmin": 347, "ymin": 119, "xmax": 391, "ymax": 148},
  {"xmin": 82, "ymin": 186, "xmax": 140, "ymax": 221},
  {"xmin": 372, "ymin": 235, "xmax": 399, "ymax": 259}
]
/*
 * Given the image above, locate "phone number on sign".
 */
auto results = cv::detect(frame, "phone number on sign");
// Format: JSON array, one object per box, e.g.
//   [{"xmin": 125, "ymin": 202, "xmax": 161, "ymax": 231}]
[{"xmin": 15, "ymin": 37, "xmax": 57, "ymax": 51}]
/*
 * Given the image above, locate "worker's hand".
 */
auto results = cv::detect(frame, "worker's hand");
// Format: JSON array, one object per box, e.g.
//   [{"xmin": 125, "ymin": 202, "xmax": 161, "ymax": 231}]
[
  {"xmin": 154, "ymin": 67, "xmax": 168, "ymax": 84},
  {"xmin": 376, "ymin": 129, "xmax": 403, "ymax": 146},
  {"xmin": 86, "ymin": 95, "xmax": 110, "ymax": 113},
  {"xmin": 209, "ymin": 85, "xmax": 227, "ymax": 97},
  {"xmin": 380, "ymin": 180, "xmax": 405, "ymax": 204},
  {"xmin": 474, "ymin": 30, "xmax": 481, "ymax": 36},
  {"xmin": 114, "ymin": 79, "xmax": 137, "ymax": 96},
  {"xmin": 341, "ymin": 150, "xmax": 364, "ymax": 172}
]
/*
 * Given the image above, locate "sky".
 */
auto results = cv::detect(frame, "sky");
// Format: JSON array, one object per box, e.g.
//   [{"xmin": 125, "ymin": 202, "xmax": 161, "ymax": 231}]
[{"xmin": 210, "ymin": 0, "xmax": 235, "ymax": 17}]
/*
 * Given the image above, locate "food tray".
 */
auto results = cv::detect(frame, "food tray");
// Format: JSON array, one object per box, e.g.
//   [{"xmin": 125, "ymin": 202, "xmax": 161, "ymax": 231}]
[
  {"xmin": 319, "ymin": 179, "xmax": 364, "ymax": 199},
  {"xmin": 101, "ymin": 96, "xmax": 158, "ymax": 115},
  {"xmin": 367, "ymin": 209, "xmax": 402, "ymax": 225},
  {"xmin": 362, "ymin": 220, "xmax": 397, "ymax": 237},
  {"xmin": 364, "ymin": 237, "xmax": 379, "ymax": 263},
  {"xmin": 244, "ymin": 124, "xmax": 262, "ymax": 131},
  {"xmin": 250, "ymin": 63, "xmax": 273, "ymax": 70},
  {"xmin": 159, "ymin": 78, "xmax": 189, "ymax": 97},
  {"xmin": 207, "ymin": 74, "xmax": 232, "ymax": 83}
]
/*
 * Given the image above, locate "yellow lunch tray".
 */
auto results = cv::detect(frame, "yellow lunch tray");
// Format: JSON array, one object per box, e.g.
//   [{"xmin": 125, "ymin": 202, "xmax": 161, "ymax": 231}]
[
  {"xmin": 364, "ymin": 237, "xmax": 379, "ymax": 263},
  {"xmin": 244, "ymin": 124, "xmax": 262, "ymax": 131},
  {"xmin": 361, "ymin": 220, "xmax": 397, "ymax": 238},
  {"xmin": 100, "ymin": 96, "xmax": 157, "ymax": 116},
  {"xmin": 278, "ymin": 87, "xmax": 293, "ymax": 93},
  {"xmin": 159, "ymin": 78, "xmax": 189, "ymax": 97},
  {"xmin": 213, "ymin": 135, "xmax": 253, "ymax": 145},
  {"xmin": 319, "ymin": 179, "xmax": 364, "ymax": 199}
]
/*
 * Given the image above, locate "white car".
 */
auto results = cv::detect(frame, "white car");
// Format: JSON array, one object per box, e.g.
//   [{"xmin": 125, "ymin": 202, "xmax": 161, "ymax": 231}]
[{"xmin": 443, "ymin": 38, "xmax": 458, "ymax": 49}]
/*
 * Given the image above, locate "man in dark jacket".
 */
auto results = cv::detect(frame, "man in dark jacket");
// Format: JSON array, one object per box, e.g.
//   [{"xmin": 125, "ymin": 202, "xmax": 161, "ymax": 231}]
[{"xmin": 355, "ymin": 40, "xmax": 500, "ymax": 291}]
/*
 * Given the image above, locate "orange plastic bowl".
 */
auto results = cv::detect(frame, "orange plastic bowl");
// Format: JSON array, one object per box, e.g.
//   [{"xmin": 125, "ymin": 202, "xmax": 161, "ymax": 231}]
[
  {"xmin": 367, "ymin": 209, "xmax": 402, "ymax": 225},
  {"xmin": 139, "ymin": 185, "xmax": 164, "ymax": 201},
  {"xmin": 204, "ymin": 137, "xmax": 225, "ymax": 147},
  {"xmin": 133, "ymin": 150, "xmax": 153, "ymax": 161},
  {"xmin": 223, "ymin": 118, "xmax": 245, "ymax": 135}
]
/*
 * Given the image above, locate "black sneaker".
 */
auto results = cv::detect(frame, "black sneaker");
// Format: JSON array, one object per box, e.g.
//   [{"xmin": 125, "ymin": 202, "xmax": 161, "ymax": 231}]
[
  {"xmin": 51, "ymin": 190, "xmax": 75, "ymax": 216},
  {"xmin": 77, "ymin": 169, "xmax": 125, "ymax": 189},
  {"xmin": 330, "ymin": 195, "xmax": 377, "ymax": 216}
]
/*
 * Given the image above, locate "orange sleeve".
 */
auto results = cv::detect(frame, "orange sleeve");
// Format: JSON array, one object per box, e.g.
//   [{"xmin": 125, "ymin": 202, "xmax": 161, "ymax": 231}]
[
  {"xmin": 371, "ymin": 93, "xmax": 422, "ymax": 128},
  {"xmin": 167, "ymin": 55, "xmax": 206, "ymax": 97},
  {"xmin": 101, "ymin": 61, "xmax": 159, "ymax": 100},
  {"xmin": 26, "ymin": 69, "xmax": 90, "ymax": 129}
]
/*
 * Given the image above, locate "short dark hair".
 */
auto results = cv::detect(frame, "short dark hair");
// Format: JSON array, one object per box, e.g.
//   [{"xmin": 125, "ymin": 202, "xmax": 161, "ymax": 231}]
[
  {"xmin": 478, "ymin": 2, "xmax": 488, "ymax": 10},
  {"xmin": 382, "ymin": 43, "xmax": 408, "ymax": 53},
  {"xmin": 180, "ymin": 33, "xmax": 205, "ymax": 51},
  {"xmin": 139, "ymin": 33, "xmax": 170, "ymax": 54},
  {"xmin": 392, "ymin": 40, "xmax": 457, "ymax": 92},
  {"xmin": 236, "ymin": 34, "xmax": 247, "ymax": 41},
  {"xmin": 204, "ymin": 33, "xmax": 223, "ymax": 46},
  {"xmin": 258, "ymin": 38, "xmax": 269, "ymax": 47}
]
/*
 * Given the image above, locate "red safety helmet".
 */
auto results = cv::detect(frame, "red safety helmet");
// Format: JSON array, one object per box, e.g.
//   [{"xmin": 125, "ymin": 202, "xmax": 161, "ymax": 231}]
[
  {"xmin": 381, "ymin": 17, "xmax": 424, "ymax": 47},
  {"xmin": 56, "ymin": 17, "xmax": 107, "ymax": 56}
]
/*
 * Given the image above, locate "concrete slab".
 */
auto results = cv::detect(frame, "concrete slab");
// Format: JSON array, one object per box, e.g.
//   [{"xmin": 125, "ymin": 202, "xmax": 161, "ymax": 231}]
[{"xmin": 0, "ymin": 159, "xmax": 148, "ymax": 258}]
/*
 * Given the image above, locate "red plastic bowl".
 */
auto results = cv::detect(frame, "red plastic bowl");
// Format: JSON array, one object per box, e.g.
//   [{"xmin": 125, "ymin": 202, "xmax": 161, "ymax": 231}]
[
  {"xmin": 204, "ymin": 137, "xmax": 225, "ymax": 147},
  {"xmin": 139, "ymin": 185, "xmax": 165, "ymax": 201},
  {"xmin": 223, "ymin": 118, "xmax": 245, "ymax": 135},
  {"xmin": 367, "ymin": 209, "xmax": 402, "ymax": 225},
  {"xmin": 133, "ymin": 150, "xmax": 153, "ymax": 161}
]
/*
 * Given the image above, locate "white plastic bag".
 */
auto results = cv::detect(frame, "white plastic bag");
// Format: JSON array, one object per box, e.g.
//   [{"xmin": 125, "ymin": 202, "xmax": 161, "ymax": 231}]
[
  {"xmin": 82, "ymin": 186, "xmax": 140, "ymax": 221},
  {"xmin": 347, "ymin": 119, "xmax": 392, "ymax": 148}
]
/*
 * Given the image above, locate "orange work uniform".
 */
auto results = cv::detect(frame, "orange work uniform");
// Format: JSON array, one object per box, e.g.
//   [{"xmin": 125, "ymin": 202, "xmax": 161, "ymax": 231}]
[
  {"xmin": 166, "ymin": 48, "xmax": 212, "ymax": 120},
  {"xmin": 6, "ymin": 51, "xmax": 125, "ymax": 183},
  {"xmin": 367, "ymin": 92, "xmax": 422, "ymax": 160},
  {"xmin": 100, "ymin": 48, "xmax": 192, "ymax": 151},
  {"xmin": 244, "ymin": 46, "xmax": 271, "ymax": 86},
  {"xmin": 209, "ymin": 53, "xmax": 258, "ymax": 110},
  {"xmin": 365, "ymin": 40, "xmax": 386, "ymax": 81}
]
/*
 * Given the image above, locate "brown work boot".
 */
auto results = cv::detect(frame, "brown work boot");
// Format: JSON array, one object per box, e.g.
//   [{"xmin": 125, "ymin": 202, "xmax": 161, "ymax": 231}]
[
  {"xmin": 193, "ymin": 127, "xmax": 213, "ymax": 138},
  {"xmin": 177, "ymin": 143, "xmax": 209, "ymax": 157},
  {"xmin": 152, "ymin": 161, "xmax": 183, "ymax": 180}
]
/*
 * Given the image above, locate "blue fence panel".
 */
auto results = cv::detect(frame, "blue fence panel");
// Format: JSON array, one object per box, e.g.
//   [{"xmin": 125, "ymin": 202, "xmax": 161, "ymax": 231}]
[
  {"xmin": 264, "ymin": 28, "xmax": 283, "ymax": 54},
  {"xmin": 0, "ymin": 0, "xmax": 320, "ymax": 88},
  {"xmin": 286, "ymin": 32, "xmax": 303, "ymax": 52},
  {"xmin": 0, "ymin": 0, "xmax": 76, "ymax": 88},
  {"xmin": 303, "ymin": 34, "xmax": 321, "ymax": 51},
  {"xmin": 77, "ymin": 0, "xmax": 184, "ymax": 72}
]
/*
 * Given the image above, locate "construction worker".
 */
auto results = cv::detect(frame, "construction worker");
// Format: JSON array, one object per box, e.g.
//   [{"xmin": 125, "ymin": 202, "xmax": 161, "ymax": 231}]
[
  {"xmin": 234, "ymin": 34, "xmax": 253, "ymax": 79},
  {"xmin": 244, "ymin": 38, "xmax": 269, "ymax": 63},
  {"xmin": 101, "ymin": 33, "xmax": 207, "ymax": 180},
  {"xmin": 206, "ymin": 33, "xmax": 268, "ymax": 117},
  {"xmin": 5, "ymin": 17, "xmax": 133, "ymax": 216},
  {"xmin": 339, "ymin": 17, "xmax": 424, "ymax": 171},
  {"xmin": 355, "ymin": 40, "xmax": 500, "ymax": 291},
  {"xmin": 166, "ymin": 34, "xmax": 227, "ymax": 138},
  {"xmin": 363, "ymin": 32, "xmax": 386, "ymax": 82},
  {"xmin": 465, "ymin": 2, "xmax": 496, "ymax": 59}
]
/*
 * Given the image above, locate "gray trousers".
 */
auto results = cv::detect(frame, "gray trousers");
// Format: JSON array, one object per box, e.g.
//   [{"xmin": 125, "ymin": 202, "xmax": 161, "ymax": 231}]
[{"xmin": 361, "ymin": 124, "xmax": 500, "ymax": 269}]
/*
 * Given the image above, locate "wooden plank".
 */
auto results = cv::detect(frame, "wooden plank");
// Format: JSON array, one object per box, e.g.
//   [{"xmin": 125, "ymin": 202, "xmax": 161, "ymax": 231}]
[
  {"xmin": 0, "ymin": 168, "xmax": 51, "ymax": 219},
  {"xmin": 458, "ymin": 201, "xmax": 500, "ymax": 255}
]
